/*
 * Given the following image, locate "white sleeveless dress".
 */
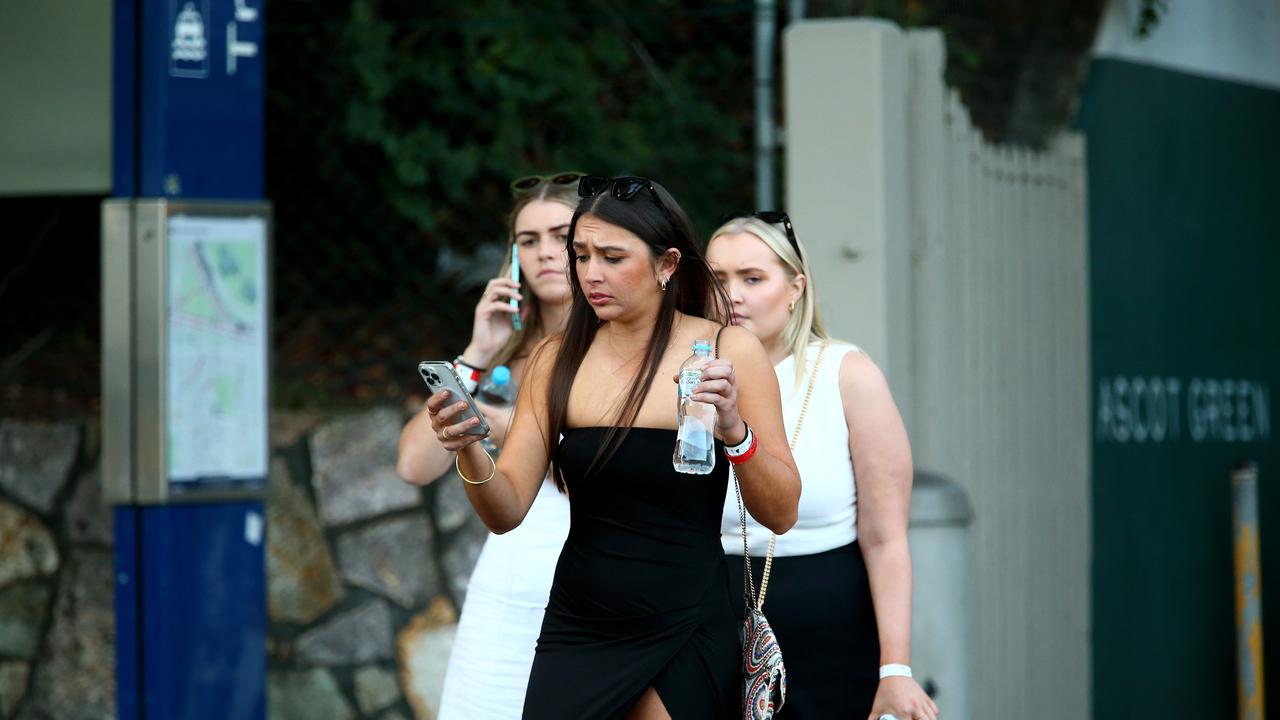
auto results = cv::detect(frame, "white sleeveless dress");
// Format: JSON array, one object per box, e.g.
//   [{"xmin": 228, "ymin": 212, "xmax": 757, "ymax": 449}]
[
  {"xmin": 722, "ymin": 340, "xmax": 862, "ymax": 556},
  {"xmin": 438, "ymin": 477, "xmax": 570, "ymax": 719}
]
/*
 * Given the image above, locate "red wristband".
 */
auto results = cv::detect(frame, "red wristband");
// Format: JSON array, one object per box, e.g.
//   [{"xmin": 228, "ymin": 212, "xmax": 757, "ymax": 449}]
[{"xmin": 452, "ymin": 359, "xmax": 482, "ymax": 393}]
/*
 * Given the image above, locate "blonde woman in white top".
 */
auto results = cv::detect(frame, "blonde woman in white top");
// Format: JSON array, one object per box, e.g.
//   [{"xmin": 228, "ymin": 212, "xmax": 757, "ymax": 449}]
[
  {"xmin": 397, "ymin": 173, "xmax": 579, "ymax": 719},
  {"xmin": 708, "ymin": 213, "xmax": 938, "ymax": 720}
]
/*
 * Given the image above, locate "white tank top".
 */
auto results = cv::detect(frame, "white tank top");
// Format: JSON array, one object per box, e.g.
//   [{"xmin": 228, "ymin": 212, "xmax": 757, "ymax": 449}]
[{"xmin": 721, "ymin": 341, "xmax": 861, "ymax": 557}]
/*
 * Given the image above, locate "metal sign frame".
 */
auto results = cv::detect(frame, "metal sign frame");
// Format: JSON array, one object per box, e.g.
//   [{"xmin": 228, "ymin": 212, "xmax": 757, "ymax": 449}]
[{"xmin": 103, "ymin": 198, "xmax": 272, "ymax": 504}]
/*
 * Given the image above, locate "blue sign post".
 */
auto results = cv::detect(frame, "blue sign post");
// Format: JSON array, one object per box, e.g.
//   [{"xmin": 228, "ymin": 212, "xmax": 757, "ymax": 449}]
[
  {"xmin": 115, "ymin": 0, "xmax": 263, "ymax": 199},
  {"xmin": 108, "ymin": 1, "xmax": 268, "ymax": 718}
]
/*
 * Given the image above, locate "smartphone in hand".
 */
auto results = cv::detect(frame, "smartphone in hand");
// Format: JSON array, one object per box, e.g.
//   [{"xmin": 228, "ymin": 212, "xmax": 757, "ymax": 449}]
[
  {"xmin": 417, "ymin": 361, "xmax": 492, "ymax": 437},
  {"xmin": 510, "ymin": 244, "xmax": 522, "ymax": 332}
]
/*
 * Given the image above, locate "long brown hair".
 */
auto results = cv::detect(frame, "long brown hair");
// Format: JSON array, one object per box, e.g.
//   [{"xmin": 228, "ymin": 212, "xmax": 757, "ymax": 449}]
[
  {"xmin": 544, "ymin": 180, "xmax": 731, "ymax": 488},
  {"xmin": 488, "ymin": 181, "xmax": 579, "ymax": 370}
]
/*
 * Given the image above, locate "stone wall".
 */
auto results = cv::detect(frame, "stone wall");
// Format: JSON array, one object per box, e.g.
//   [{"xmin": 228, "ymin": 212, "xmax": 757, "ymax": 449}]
[{"xmin": 0, "ymin": 409, "xmax": 487, "ymax": 720}]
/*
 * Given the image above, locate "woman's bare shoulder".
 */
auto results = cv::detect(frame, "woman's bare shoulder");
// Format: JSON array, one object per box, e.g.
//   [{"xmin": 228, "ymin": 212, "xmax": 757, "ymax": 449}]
[
  {"xmin": 837, "ymin": 349, "xmax": 895, "ymax": 407},
  {"xmin": 714, "ymin": 324, "xmax": 766, "ymax": 360}
]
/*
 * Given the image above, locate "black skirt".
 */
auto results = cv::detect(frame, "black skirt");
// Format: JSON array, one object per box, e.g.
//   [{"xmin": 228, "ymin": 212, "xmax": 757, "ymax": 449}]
[{"xmin": 725, "ymin": 541, "xmax": 880, "ymax": 718}]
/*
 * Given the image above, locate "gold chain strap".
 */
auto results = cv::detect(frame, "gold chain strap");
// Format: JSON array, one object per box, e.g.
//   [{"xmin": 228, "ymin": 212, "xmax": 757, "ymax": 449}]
[{"xmin": 737, "ymin": 341, "xmax": 828, "ymax": 611}]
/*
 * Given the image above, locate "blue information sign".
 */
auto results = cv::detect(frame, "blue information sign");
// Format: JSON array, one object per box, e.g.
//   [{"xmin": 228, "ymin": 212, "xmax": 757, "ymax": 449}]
[
  {"xmin": 115, "ymin": 0, "xmax": 263, "ymax": 199},
  {"xmin": 111, "ymin": 2, "xmax": 269, "ymax": 719}
]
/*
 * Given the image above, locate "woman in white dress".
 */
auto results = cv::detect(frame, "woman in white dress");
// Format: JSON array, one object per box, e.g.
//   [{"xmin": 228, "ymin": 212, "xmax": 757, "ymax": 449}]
[
  {"xmin": 707, "ymin": 213, "xmax": 939, "ymax": 720},
  {"xmin": 396, "ymin": 172, "xmax": 579, "ymax": 719}
]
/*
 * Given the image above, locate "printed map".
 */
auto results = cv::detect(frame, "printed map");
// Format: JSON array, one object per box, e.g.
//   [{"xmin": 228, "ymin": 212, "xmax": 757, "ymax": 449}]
[{"xmin": 167, "ymin": 215, "xmax": 268, "ymax": 482}]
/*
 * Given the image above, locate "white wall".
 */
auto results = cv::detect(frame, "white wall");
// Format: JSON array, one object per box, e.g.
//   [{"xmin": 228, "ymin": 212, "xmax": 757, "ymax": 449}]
[
  {"xmin": 786, "ymin": 20, "xmax": 1091, "ymax": 720},
  {"xmin": 781, "ymin": 18, "xmax": 915, "ymax": 435},
  {"xmin": 0, "ymin": 0, "xmax": 112, "ymax": 195},
  {"xmin": 1095, "ymin": 0, "xmax": 1280, "ymax": 90}
]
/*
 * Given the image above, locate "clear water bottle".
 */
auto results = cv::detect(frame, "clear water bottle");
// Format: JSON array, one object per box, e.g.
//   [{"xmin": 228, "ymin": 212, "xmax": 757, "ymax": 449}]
[
  {"xmin": 476, "ymin": 365, "xmax": 515, "ymax": 452},
  {"xmin": 673, "ymin": 340, "xmax": 716, "ymax": 474}
]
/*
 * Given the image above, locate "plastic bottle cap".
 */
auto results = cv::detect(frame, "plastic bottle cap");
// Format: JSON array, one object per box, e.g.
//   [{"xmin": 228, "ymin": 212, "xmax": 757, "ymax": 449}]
[
  {"xmin": 492, "ymin": 365, "xmax": 511, "ymax": 385},
  {"xmin": 693, "ymin": 340, "xmax": 712, "ymax": 352}
]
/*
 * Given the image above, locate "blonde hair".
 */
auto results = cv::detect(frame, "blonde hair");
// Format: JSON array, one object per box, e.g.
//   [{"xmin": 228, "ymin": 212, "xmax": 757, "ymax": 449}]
[
  {"xmin": 489, "ymin": 181, "xmax": 580, "ymax": 371},
  {"xmin": 709, "ymin": 216, "xmax": 828, "ymax": 390}
]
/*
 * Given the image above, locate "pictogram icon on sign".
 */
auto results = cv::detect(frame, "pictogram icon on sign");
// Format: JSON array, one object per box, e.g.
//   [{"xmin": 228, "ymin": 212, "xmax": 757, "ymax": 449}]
[{"xmin": 170, "ymin": 0, "xmax": 210, "ymax": 78}]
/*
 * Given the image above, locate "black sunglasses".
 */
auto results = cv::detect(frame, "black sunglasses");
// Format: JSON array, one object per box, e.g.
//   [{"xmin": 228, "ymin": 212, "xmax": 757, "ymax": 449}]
[
  {"xmin": 577, "ymin": 175, "xmax": 654, "ymax": 199},
  {"xmin": 510, "ymin": 171, "xmax": 585, "ymax": 195},
  {"xmin": 576, "ymin": 175, "xmax": 677, "ymax": 222},
  {"xmin": 718, "ymin": 211, "xmax": 801, "ymax": 256}
]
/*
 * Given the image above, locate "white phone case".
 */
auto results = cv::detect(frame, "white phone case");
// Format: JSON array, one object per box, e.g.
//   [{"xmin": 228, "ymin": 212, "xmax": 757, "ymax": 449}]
[{"xmin": 417, "ymin": 361, "xmax": 492, "ymax": 437}]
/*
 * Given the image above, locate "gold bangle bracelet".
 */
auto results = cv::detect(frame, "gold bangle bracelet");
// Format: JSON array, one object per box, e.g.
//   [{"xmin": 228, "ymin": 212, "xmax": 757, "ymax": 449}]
[{"xmin": 456, "ymin": 449, "xmax": 496, "ymax": 485}]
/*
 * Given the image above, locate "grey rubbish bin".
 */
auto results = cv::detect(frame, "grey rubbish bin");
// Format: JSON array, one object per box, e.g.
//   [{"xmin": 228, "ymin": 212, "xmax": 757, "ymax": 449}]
[{"xmin": 908, "ymin": 470, "xmax": 973, "ymax": 720}]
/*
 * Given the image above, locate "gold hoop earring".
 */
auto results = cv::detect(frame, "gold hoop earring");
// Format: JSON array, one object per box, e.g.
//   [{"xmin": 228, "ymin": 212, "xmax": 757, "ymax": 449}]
[
  {"xmin": 788, "ymin": 300, "xmax": 796, "ymax": 312},
  {"xmin": 660, "ymin": 277, "xmax": 668, "ymax": 292}
]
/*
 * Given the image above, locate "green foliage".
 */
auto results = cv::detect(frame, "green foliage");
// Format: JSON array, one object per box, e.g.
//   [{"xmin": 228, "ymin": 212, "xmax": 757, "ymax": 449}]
[
  {"xmin": 339, "ymin": 0, "xmax": 756, "ymax": 247},
  {"xmin": 262, "ymin": 0, "xmax": 759, "ymax": 407}
]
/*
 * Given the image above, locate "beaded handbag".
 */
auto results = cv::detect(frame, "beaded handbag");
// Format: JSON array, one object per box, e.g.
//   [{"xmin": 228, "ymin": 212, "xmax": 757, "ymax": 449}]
[{"xmin": 734, "ymin": 342, "xmax": 827, "ymax": 720}]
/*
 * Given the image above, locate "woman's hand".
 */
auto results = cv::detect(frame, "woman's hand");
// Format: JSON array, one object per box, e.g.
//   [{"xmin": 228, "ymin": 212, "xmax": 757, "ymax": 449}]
[
  {"xmin": 868, "ymin": 676, "xmax": 939, "ymax": 720},
  {"xmin": 424, "ymin": 389, "xmax": 489, "ymax": 452},
  {"xmin": 690, "ymin": 358, "xmax": 746, "ymax": 443},
  {"xmin": 461, "ymin": 277, "xmax": 523, "ymax": 368}
]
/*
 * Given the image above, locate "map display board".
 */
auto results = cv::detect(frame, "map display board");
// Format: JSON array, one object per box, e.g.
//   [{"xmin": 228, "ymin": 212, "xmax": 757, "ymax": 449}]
[{"xmin": 166, "ymin": 213, "xmax": 268, "ymax": 490}]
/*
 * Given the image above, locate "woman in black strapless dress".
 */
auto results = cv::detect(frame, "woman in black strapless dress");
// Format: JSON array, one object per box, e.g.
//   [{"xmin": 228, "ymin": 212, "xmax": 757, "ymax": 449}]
[
  {"xmin": 427, "ymin": 176, "xmax": 801, "ymax": 719},
  {"xmin": 529, "ymin": 425, "xmax": 738, "ymax": 717}
]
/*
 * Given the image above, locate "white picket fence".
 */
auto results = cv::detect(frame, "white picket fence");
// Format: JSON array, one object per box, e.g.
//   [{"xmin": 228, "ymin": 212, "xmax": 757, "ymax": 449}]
[{"xmin": 786, "ymin": 19, "xmax": 1090, "ymax": 720}]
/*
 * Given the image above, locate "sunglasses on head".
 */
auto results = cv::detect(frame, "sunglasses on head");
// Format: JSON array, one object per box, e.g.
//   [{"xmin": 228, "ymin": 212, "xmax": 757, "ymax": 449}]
[
  {"xmin": 510, "ymin": 171, "xmax": 585, "ymax": 195},
  {"xmin": 576, "ymin": 175, "xmax": 677, "ymax": 222},
  {"xmin": 718, "ymin": 211, "xmax": 800, "ymax": 256},
  {"xmin": 577, "ymin": 175, "xmax": 655, "ymax": 199}
]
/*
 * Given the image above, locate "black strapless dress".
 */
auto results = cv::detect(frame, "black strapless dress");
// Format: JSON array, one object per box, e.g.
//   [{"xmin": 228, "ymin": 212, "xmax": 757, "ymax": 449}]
[{"xmin": 522, "ymin": 427, "xmax": 739, "ymax": 719}]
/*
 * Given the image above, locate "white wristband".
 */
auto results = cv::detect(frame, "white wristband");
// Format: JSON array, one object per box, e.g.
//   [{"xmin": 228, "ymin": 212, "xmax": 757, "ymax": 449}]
[
  {"xmin": 451, "ymin": 360, "xmax": 481, "ymax": 394},
  {"xmin": 879, "ymin": 663, "xmax": 912, "ymax": 679},
  {"xmin": 724, "ymin": 423, "xmax": 754, "ymax": 457},
  {"xmin": 457, "ymin": 374, "xmax": 479, "ymax": 394}
]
